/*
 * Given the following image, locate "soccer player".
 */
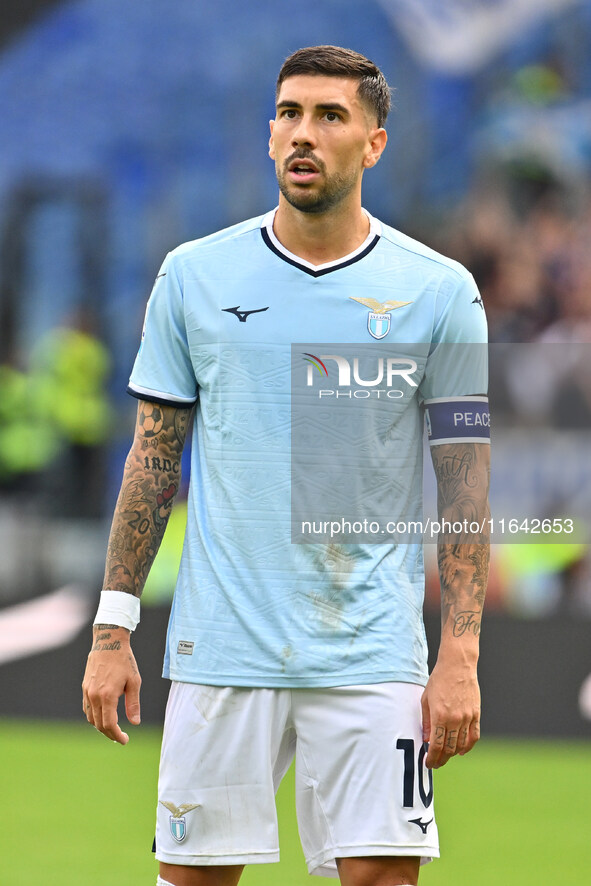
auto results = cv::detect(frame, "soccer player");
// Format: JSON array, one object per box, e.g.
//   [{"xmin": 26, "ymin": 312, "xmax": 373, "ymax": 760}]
[{"xmin": 83, "ymin": 46, "xmax": 490, "ymax": 886}]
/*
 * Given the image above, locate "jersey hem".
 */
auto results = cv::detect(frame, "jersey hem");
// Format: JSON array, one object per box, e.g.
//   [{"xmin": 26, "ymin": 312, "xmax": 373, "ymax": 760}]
[{"xmin": 162, "ymin": 668, "xmax": 429, "ymax": 689}]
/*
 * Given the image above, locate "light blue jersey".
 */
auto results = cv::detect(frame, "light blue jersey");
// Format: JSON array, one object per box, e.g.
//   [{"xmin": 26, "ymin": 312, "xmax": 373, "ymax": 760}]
[{"xmin": 128, "ymin": 210, "xmax": 488, "ymax": 688}]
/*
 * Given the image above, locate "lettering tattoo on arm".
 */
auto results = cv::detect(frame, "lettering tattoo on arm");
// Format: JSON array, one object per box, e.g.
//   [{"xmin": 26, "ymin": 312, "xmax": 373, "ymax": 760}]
[
  {"xmin": 431, "ymin": 442, "xmax": 490, "ymax": 640},
  {"xmin": 453, "ymin": 611, "xmax": 481, "ymax": 638},
  {"xmin": 91, "ymin": 629, "xmax": 124, "ymax": 652},
  {"xmin": 103, "ymin": 403, "xmax": 193, "ymax": 597}
]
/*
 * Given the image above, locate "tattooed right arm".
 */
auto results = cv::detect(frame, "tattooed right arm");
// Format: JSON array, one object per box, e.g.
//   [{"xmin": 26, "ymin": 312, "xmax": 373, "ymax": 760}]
[
  {"xmin": 103, "ymin": 401, "xmax": 193, "ymax": 597},
  {"xmin": 82, "ymin": 401, "xmax": 192, "ymax": 744}
]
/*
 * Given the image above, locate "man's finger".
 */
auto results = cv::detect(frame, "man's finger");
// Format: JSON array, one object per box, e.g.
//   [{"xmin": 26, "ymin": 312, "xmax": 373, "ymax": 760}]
[
  {"xmin": 440, "ymin": 726, "xmax": 461, "ymax": 766},
  {"xmin": 83, "ymin": 694, "xmax": 95, "ymax": 727},
  {"xmin": 85, "ymin": 685, "xmax": 104, "ymax": 733},
  {"xmin": 420, "ymin": 690, "xmax": 431, "ymax": 744},
  {"xmin": 460, "ymin": 718, "xmax": 481, "ymax": 755},
  {"xmin": 88, "ymin": 689, "xmax": 129, "ymax": 744},
  {"xmin": 457, "ymin": 725, "xmax": 470, "ymax": 753},
  {"xmin": 125, "ymin": 677, "xmax": 142, "ymax": 726},
  {"xmin": 99, "ymin": 705, "xmax": 130, "ymax": 745},
  {"xmin": 455, "ymin": 714, "xmax": 481, "ymax": 755},
  {"xmin": 425, "ymin": 723, "xmax": 446, "ymax": 769}
]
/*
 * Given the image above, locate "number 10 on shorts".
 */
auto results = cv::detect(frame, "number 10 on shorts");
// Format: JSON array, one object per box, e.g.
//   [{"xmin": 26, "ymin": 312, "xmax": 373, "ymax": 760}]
[{"xmin": 396, "ymin": 739, "xmax": 434, "ymax": 808}]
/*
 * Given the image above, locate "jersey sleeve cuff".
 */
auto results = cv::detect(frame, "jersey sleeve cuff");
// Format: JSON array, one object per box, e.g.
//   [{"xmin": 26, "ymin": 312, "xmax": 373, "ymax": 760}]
[{"xmin": 127, "ymin": 383, "xmax": 198, "ymax": 407}]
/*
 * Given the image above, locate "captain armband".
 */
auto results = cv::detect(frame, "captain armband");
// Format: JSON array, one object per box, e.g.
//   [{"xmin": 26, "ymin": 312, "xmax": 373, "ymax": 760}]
[
  {"xmin": 93, "ymin": 590, "xmax": 140, "ymax": 632},
  {"xmin": 423, "ymin": 396, "xmax": 490, "ymax": 446}
]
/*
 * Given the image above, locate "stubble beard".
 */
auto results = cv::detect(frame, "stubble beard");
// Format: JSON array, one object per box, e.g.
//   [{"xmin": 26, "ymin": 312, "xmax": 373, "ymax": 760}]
[{"xmin": 276, "ymin": 163, "xmax": 358, "ymax": 215}]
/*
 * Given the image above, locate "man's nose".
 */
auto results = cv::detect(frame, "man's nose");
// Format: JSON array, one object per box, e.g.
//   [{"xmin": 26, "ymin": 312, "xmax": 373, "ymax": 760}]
[{"xmin": 291, "ymin": 115, "xmax": 316, "ymax": 148}]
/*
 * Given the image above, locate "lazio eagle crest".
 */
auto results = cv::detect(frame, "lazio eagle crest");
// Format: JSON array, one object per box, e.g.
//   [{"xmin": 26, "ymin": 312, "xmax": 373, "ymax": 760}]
[
  {"xmin": 349, "ymin": 296, "xmax": 411, "ymax": 340},
  {"xmin": 160, "ymin": 801, "xmax": 201, "ymax": 843}
]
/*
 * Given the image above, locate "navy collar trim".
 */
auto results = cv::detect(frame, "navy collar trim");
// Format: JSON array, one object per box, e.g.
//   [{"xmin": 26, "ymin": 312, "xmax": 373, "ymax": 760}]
[{"xmin": 260, "ymin": 209, "xmax": 381, "ymax": 277}]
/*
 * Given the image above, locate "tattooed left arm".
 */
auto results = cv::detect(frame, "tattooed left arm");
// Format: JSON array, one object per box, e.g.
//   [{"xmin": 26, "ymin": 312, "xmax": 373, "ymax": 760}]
[{"xmin": 422, "ymin": 441, "xmax": 490, "ymax": 769}]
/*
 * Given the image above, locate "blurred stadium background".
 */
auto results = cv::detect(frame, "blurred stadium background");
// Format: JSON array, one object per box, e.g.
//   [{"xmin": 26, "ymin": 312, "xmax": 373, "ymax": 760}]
[{"xmin": 1, "ymin": 1, "xmax": 591, "ymax": 883}]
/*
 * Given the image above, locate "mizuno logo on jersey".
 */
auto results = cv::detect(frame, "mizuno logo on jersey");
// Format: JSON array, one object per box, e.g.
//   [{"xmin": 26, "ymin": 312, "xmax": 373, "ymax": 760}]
[
  {"xmin": 409, "ymin": 816, "xmax": 434, "ymax": 834},
  {"xmin": 472, "ymin": 296, "xmax": 484, "ymax": 310},
  {"xmin": 349, "ymin": 296, "xmax": 411, "ymax": 340},
  {"xmin": 222, "ymin": 305, "xmax": 269, "ymax": 322}
]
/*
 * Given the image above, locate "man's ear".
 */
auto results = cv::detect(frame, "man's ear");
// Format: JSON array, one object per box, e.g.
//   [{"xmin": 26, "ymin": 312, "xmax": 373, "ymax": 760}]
[
  {"xmin": 363, "ymin": 127, "xmax": 388, "ymax": 169},
  {"xmin": 268, "ymin": 119, "xmax": 275, "ymax": 160}
]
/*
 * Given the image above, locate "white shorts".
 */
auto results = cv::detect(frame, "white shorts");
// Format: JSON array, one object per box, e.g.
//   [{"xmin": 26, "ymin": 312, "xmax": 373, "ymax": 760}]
[{"xmin": 155, "ymin": 681, "xmax": 439, "ymax": 877}]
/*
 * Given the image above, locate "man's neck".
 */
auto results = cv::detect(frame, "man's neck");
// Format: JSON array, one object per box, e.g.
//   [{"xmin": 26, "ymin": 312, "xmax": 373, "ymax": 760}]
[{"xmin": 272, "ymin": 198, "xmax": 370, "ymax": 266}]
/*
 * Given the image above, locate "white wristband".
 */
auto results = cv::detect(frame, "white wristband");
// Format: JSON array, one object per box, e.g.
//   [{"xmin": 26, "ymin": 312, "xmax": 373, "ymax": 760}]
[{"xmin": 93, "ymin": 590, "xmax": 140, "ymax": 632}]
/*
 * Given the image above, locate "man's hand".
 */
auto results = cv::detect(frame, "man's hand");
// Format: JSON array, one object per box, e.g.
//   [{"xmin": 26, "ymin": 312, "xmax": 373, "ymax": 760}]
[
  {"xmin": 421, "ymin": 654, "xmax": 481, "ymax": 770},
  {"xmin": 82, "ymin": 625, "xmax": 141, "ymax": 745}
]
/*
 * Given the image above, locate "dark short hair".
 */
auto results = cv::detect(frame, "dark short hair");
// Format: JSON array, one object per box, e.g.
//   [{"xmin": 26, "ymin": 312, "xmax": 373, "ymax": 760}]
[{"xmin": 276, "ymin": 45, "xmax": 391, "ymax": 128}]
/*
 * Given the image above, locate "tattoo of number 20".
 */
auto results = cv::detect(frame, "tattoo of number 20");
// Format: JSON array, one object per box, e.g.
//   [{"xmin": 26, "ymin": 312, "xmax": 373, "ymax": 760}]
[{"xmin": 396, "ymin": 739, "xmax": 434, "ymax": 808}]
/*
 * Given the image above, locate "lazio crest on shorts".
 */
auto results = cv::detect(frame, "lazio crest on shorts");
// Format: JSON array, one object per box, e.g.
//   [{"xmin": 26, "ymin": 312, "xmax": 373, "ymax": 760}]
[
  {"xmin": 160, "ymin": 801, "xmax": 200, "ymax": 843},
  {"xmin": 171, "ymin": 817, "xmax": 186, "ymax": 843}
]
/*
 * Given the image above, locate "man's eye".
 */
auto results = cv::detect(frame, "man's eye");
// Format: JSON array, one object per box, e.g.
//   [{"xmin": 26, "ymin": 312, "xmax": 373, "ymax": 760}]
[
  {"xmin": 283, "ymin": 109, "xmax": 298, "ymax": 119},
  {"xmin": 325, "ymin": 112, "xmax": 339, "ymax": 122}
]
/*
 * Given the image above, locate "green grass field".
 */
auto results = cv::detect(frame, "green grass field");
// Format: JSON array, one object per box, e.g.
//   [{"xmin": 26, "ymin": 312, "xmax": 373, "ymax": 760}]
[{"xmin": 1, "ymin": 720, "xmax": 590, "ymax": 885}]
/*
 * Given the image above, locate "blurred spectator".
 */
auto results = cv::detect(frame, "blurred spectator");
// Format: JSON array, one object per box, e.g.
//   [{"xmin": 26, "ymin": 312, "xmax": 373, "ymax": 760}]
[
  {"xmin": 0, "ymin": 363, "xmax": 60, "ymax": 482},
  {"xmin": 0, "ymin": 323, "xmax": 113, "ymax": 516},
  {"xmin": 427, "ymin": 186, "xmax": 591, "ymax": 346}
]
